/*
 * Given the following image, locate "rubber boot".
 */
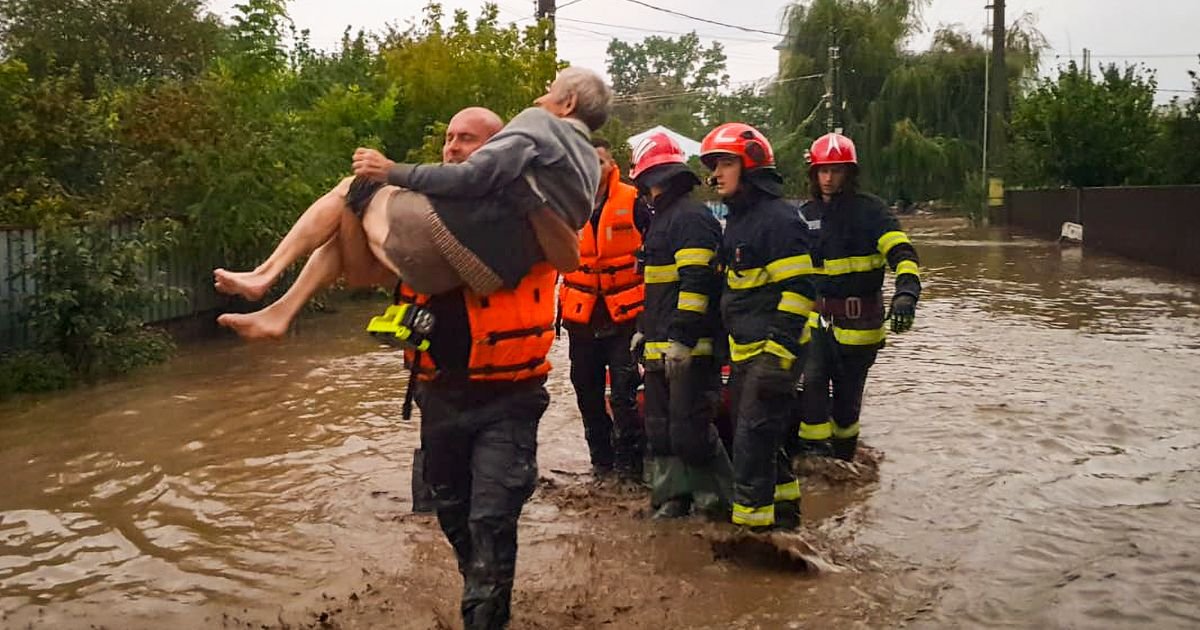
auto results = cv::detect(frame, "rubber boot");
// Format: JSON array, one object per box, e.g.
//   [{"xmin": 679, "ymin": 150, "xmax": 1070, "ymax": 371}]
[
  {"xmin": 831, "ymin": 436, "xmax": 858, "ymax": 462},
  {"xmin": 689, "ymin": 440, "xmax": 735, "ymax": 523},
  {"xmin": 614, "ymin": 436, "xmax": 645, "ymax": 484},
  {"xmin": 411, "ymin": 448, "xmax": 435, "ymax": 513},
  {"xmin": 795, "ymin": 438, "xmax": 834, "ymax": 459},
  {"xmin": 653, "ymin": 498, "xmax": 692, "ymax": 519},
  {"xmin": 773, "ymin": 500, "xmax": 801, "ymax": 531}
]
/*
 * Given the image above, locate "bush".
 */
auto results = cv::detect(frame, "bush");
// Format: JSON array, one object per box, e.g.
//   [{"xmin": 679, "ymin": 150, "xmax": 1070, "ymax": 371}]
[
  {"xmin": 0, "ymin": 350, "xmax": 73, "ymax": 399},
  {"xmin": 21, "ymin": 221, "xmax": 178, "ymax": 381}
]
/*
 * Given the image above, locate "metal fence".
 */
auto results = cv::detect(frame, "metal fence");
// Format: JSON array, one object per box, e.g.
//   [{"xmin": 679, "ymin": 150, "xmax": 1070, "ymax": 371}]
[
  {"xmin": 1004, "ymin": 185, "xmax": 1200, "ymax": 276},
  {"xmin": 0, "ymin": 221, "xmax": 222, "ymax": 351}
]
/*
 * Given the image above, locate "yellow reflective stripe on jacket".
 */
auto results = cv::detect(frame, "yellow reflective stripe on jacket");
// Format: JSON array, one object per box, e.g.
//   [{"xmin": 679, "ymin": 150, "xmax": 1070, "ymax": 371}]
[
  {"xmin": 833, "ymin": 325, "xmax": 886, "ymax": 346},
  {"xmin": 833, "ymin": 422, "xmax": 860, "ymax": 439},
  {"xmin": 677, "ymin": 291, "xmax": 709, "ymax": 313},
  {"xmin": 774, "ymin": 480, "xmax": 801, "ymax": 502},
  {"xmin": 764, "ymin": 340, "xmax": 796, "ymax": 365},
  {"xmin": 675, "ymin": 247, "xmax": 715, "ymax": 268},
  {"xmin": 778, "ymin": 291, "xmax": 814, "ymax": 317},
  {"xmin": 877, "ymin": 230, "xmax": 912, "ymax": 256},
  {"xmin": 644, "ymin": 338, "xmax": 714, "ymax": 360},
  {"xmin": 823, "ymin": 254, "xmax": 885, "ymax": 276},
  {"xmin": 732, "ymin": 503, "xmax": 774, "ymax": 527},
  {"xmin": 726, "ymin": 267, "xmax": 770, "ymax": 290},
  {"xmin": 800, "ymin": 421, "xmax": 833, "ymax": 441},
  {"xmin": 644, "ymin": 264, "xmax": 679, "ymax": 284},
  {"xmin": 766, "ymin": 254, "xmax": 816, "ymax": 281},
  {"xmin": 896, "ymin": 260, "xmax": 920, "ymax": 277}
]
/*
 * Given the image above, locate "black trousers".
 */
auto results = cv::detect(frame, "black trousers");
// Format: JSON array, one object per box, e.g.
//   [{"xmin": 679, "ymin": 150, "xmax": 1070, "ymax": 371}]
[
  {"xmin": 567, "ymin": 328, "xmax": 643, "ymax": 472},
  {"xmin": 729, "ymin": 361, "xmax": 800, "ymax": 527},
  {"xmin": 799, "ymin": 329, "xmax": 878, "ymax": 453},
  {"xmin": 643, "ymin": 358, "xmax": 721, "ymax": 464},
  {"xmin": 417, "ymin": 379, "xmax": 549, "ymax": 630}
]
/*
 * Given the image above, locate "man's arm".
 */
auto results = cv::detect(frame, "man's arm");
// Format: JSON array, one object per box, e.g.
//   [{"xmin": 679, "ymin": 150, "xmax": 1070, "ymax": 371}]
[
  {"xmin": 763, "ymin": 216, "xmax": 818, "ymax": 367},
  {"xmin": 874, "ymin": 206, "xmax": 921, "ymax": 301},
  {"xmin": 387, "ymin": 134, "xmax": 538, "ymax": 197},
  {"xmin": 666, "ymin": 211, "xmax": 721, "ymax": 347}
]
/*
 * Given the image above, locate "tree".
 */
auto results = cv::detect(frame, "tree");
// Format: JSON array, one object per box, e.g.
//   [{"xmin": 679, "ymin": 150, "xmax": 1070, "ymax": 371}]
[
  {"xmin": 1011, "ymin": 62, "xmax": 1158, "ymax": 187},
  {"xmin": 0, "ymin": 0, "xmax": 222, "ymax": 94},
  {"xmin": 606, "ymin": 32, "xmax": 729, "ymax": 138},
  {"xmin": 1154, "ymin": 58, "xmax": 1200, "ymax": 185}
]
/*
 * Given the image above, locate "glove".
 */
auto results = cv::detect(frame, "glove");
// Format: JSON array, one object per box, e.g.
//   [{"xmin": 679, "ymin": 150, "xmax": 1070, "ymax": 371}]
[
  {"xmin": 889, "ymin": 294, "xmax": 917, "ymax": 333},
  {"xmin": 748, "ymin": 353, "xmax": 798, "ymax": 397},
  {"xmin": 629, "ymin": 331, "xmax": 645, "ymax": 356},
  {"xmin": 663, "ymin": 340, "xmax": 693, "ymax": 381}
]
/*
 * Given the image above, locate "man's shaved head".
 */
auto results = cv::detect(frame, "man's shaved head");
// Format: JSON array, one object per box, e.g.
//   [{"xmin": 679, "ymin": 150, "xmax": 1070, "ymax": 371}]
[{"xmin": 443, "ymin": 107, "xmax": 504, "ymax": 164}]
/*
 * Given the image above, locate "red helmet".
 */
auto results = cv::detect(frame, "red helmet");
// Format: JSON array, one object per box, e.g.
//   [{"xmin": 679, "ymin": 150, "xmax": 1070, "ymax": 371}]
[
  {"xmin": 807, "ymin": 132, "xmax": 858, "ymax": 169},
  {"xmin": 700, "ymin": 122, "xmax": 775, "ymax": 171},
  {"xmin": 629, "ymin": 132, "xmax": 687, "ymax": 181}
]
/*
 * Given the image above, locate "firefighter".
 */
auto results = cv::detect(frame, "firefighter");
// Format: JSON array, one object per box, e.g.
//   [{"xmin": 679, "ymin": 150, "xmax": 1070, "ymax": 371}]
[
  {"xmin": 559, "ymin": 138, "xmax": 649, "ymax": 481},
  {"xmin": 630, "ymin": 131, "xmax": 732, "ymax": 520},
  {"xmin": 701, "ymin": 122, "xmax": 816, "ymax": 531},
  {"xmin": 795, "ymin": 132, "xmax": 921, "ymax": 462}
]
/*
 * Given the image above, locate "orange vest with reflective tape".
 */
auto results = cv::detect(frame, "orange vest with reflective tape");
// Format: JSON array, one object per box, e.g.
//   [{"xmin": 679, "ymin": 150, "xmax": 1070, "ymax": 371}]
[
  {"xmin": 560, "ymin": 171, "xmax": 644, "ymax": 325},
  {"xmin": 399, "ymin": 263, "xmax": 558, "ymax": 382}
]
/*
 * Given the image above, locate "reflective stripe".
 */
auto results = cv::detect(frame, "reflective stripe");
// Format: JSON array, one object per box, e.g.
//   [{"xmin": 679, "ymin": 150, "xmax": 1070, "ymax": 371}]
[
  {"xmin": 729, "ymin": 338, "xmax": 765, "ymax": 363},
  {"xmin": 766, "ymin": 254, "xmax": 817, "ymax": 281},
  {"xmin": 806, "ymin": 311, "xmax": 820, "ymax": 328},
  {"xmin": 833, "ymin": 422, "xmax": 860, "ymax": 439},
  {"xmin": 774, "ymin": 480, "xmax": 801, "ymax": 502},
  {"xmin": 677, "ymin": 291, "xmax": 709, "ymax": 313},
  {"xmin": 778, "ymin": 291, "xmax": 814, "ymax": 316},
  {"xmin": 833, "ymin": 325, "xmax": 886, "ymax": 346},
  {"xmin": 644, "ymin": 338, "xmax": 714, "ymax": 360},
  {"xmin": 644, "ymin": 264, "xmax": 679, "ymax": 284},
  {"xmin": 823, "ymin": 254, "xmax": 885, "ymax": 276},
  {"xmin": 764, "ymin": 340, "xmax": 796, "ymax": 368},
  {"xmin": 675, "ymin": 247, "xmax": 715, "ymax": 268},
  {"xmin": 726, "ymin": 267, "xmax": 770, "ymax": 290},
  {"xmin": 732, "ymin": 503, "xmax": 774, "ymax": 527},
  {"xmin": 800, "ymin": 421, "xmax": 833, "ymax": 441},
  {"xmin": 877, "ymin": 230, "xmax": 912, "ymax": 256},
  {"xmin": 896, "ymin": 260, "xmax": 920, "ymax": 277}
]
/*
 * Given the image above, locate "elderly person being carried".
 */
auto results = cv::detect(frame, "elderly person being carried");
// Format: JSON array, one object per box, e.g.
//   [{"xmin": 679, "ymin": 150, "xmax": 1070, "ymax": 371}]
[{"xmin": 214, "ymin": 67, "xmax": 610, "ymax": 339}]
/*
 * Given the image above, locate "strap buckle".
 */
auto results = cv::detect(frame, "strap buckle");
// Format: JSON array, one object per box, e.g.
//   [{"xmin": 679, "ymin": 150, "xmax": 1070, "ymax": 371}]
[{"xmin": 845, "ymin": 296, "xmax": 862, "ymax": 319}]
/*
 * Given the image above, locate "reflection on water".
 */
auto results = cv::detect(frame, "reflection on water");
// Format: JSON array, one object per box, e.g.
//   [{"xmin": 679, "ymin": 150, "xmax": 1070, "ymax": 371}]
[{"xmin": 1, "ymin": 217, "xmax": 1199, "ymax": 628}]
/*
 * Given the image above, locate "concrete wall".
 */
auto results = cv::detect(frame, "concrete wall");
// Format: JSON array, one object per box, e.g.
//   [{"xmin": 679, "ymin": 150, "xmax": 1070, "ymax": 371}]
[{"xmin": 1005, "ymin": 185, "xmax": 1200, "ymax": 276}]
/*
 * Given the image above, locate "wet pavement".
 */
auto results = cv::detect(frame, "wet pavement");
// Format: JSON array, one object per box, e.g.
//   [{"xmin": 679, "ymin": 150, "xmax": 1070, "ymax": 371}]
[{"xmin": 1, "ymin": 216, "xmax": 1199, "ymax": 629}]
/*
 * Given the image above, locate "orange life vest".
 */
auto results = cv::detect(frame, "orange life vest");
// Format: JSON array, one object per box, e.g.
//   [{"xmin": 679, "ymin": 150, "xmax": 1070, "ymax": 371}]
[
  {"xmin": 398, "ymin": 263, "xmax": 558, "ymax": 382},
  {"xmin": 559, "ymin": 170, "xmax": 644, "ymax": 325}
]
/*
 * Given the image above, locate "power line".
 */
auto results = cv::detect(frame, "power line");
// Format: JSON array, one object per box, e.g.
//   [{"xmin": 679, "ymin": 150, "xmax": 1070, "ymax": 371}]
[
  {"xmin": 558, "ymin": 0, "xmax": 588, "ymax": 8},
  {"xmin": 619, "ymin": 0, "xmax": 788, "ymax": 38},
  {"xmin": 557, "ymin": 16, "xmax": 775, "ymax": 44},
  {"xmin": 611, "ymin": 72, "xmax": 823, "ymax": 104}
]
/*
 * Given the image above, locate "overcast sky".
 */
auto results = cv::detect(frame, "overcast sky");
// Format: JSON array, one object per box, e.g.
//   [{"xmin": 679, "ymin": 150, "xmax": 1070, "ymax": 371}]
[{"xmin": 207, "ymin": 0, "xmax": 1198, "ymax": 99}]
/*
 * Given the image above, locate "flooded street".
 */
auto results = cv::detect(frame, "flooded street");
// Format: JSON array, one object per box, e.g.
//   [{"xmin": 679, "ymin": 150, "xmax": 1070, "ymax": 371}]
[{"xmin": 2, "ymin": 217, "xmax": 1199, "ymax": 629}]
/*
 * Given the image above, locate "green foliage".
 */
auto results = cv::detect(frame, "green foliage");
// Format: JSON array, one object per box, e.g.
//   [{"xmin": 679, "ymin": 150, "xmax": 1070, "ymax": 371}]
[
  {"xmin": 1011, "ymin": 62, "xmax": 1158, "ymax": 187},
  {"xmin": 21, "ymin": 221, "xmax": 178, "ymax": 380},
  {"xmin": 775, "ymin": 2, "xmax": 1042, "ymax": 199},
  {"xmin": 1152, "ymin": 60, "xmax": 1200, "ymax": 185},
  {"xmin": 0, "ymin": 350, "xmax": 73, "ymax": 398}
]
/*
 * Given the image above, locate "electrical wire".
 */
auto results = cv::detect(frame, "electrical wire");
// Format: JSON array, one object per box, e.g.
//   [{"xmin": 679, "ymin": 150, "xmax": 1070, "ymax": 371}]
[{"xmin": 619, "ymin": 0, "xmax": 788, "ymax": 38}]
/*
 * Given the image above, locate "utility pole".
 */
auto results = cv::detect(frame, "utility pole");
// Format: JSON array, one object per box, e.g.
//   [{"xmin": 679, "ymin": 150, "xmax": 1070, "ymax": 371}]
[
  {"xmin": 825, "ymin": 27, "xmax": 841, "ymax": 133},
  {"xmin": 1082, "ymin": 47, "xmax": 1092, "ymax": 78},
  {"xmin": 537, "ymin": 0, "xmax": 556, "ymax": 53},
  {"xmin": 986, "ymin": 0, "xmax": 1006, "ymax": 209}
]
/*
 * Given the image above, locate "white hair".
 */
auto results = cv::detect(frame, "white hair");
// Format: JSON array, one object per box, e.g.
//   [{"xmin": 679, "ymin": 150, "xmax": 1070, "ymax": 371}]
[{"xmin": 554, "ymin": 66, "xmax": 612, "ymax": 131}]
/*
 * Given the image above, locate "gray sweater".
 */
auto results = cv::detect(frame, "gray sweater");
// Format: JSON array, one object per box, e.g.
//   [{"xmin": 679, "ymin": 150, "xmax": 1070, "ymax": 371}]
[{"xmin": 387, "ymin": 107, "xmax": 599, "ymax": 231}]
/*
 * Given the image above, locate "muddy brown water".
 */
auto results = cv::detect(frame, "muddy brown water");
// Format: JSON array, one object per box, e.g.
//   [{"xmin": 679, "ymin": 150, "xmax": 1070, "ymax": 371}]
[{"xmin": 2, "ymin": 217, "xmax": 1199, "ymax": 629}]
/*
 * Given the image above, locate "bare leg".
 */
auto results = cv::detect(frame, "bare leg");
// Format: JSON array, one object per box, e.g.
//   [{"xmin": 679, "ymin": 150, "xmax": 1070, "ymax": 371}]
[
  {"xmin": 214, "ymin": 177, "xmax": 356, "ymax": 301},
  {"xmin": 339, "ymin": 199, "xmax": 397, "ymax": 288},
  {"xmin": 217, "ymin": 238, "xmax": 344, "ymax": 340}
]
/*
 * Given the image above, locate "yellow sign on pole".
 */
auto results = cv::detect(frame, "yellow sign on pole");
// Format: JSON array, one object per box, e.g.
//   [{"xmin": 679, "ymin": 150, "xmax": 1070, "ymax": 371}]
[{"xmin": 988, "ymin": 177, "xmax": 1005, "ymax": 207}]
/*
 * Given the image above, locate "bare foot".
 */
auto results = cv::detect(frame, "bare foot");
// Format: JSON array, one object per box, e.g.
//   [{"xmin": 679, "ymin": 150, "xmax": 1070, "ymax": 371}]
[
  {"xmin": 213, "ymin": 268, "xmax": 274, "ymax": 301},
  {"xmin": 217, "ymin": 311, "xmax": 289, "ymax": 340}
]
